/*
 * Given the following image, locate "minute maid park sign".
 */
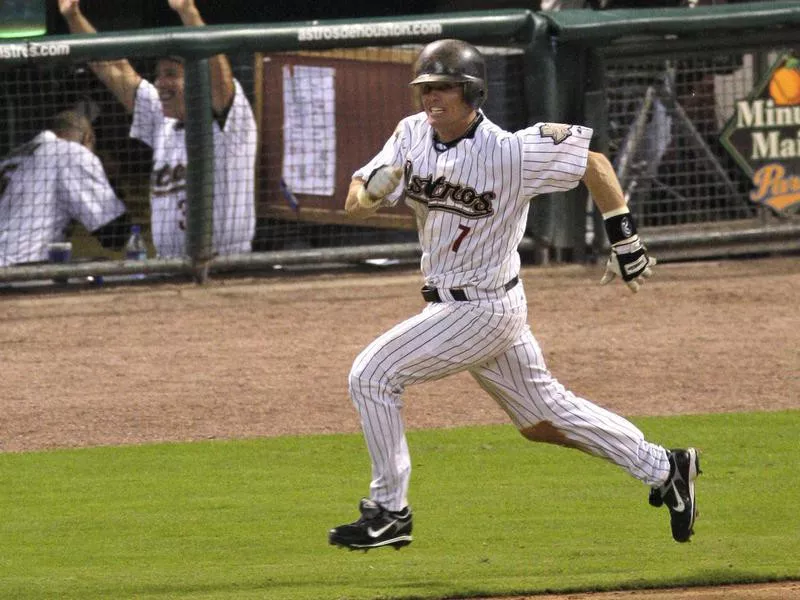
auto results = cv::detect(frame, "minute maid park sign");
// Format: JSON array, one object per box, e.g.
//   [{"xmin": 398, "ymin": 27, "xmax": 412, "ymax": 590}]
[{"xmin": 720, "ymin": 53, "xmax": 800, "ymax": 216}]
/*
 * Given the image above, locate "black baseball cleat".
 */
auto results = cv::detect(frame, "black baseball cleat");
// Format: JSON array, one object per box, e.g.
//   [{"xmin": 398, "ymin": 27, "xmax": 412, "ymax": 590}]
[
  {"xmin": 329, "ymin": 498, "xmax": 413, "ymax": 551},
  {"xmin": 649, "ymin": 448, "xmax": 701, "ymax": 542}
]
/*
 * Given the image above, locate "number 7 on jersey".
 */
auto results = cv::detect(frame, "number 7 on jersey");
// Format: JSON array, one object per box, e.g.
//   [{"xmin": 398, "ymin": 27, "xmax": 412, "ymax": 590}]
[{"xmin": 452, "ymin": 225, "xmax": 471, "ymax": 252}]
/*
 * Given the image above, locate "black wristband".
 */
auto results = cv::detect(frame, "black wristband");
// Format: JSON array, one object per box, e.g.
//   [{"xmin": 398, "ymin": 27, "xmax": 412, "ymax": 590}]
[{"xmin": 604, "ymin": 212, "xmax": 638, "ymax": 245}]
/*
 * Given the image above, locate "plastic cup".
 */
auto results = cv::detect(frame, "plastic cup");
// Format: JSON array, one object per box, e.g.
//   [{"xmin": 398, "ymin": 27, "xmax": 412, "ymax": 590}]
[{"xmin": 47, "ymin": 242, "xmax": 72, "ymax": 263}]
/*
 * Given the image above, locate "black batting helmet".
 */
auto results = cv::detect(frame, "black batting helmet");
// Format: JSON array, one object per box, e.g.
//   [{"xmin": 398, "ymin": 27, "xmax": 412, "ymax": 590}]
[{"xmin": 409, "ymin": 39, "xmax": 487, "ymax": 109}]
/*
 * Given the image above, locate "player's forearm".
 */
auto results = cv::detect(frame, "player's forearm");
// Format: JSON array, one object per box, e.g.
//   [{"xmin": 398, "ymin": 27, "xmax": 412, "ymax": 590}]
[
  {"xmin": 173, "ymin": 2, "xmax": 203, "ymax": 27},
  {"xmin": 172, "ymin": 3, "xmax": 235, "ymax": 115},
  {"xmin": 582, "ymin": 151, "xmax": 626, "ymax": 215},
  {"xmin": 208, "ymin": 55, "xmax": 236, "ymax": 114},
  {"xmin": 85, "ymin": 61, "xmax": 140, "ymax": 114},
  {"xmin": 61, "ymin": 6, "xmax": 138, "ymax": 112},
  {"xmin": 62, "ymin": 8, "xmax": 96, "ymax": 35}
]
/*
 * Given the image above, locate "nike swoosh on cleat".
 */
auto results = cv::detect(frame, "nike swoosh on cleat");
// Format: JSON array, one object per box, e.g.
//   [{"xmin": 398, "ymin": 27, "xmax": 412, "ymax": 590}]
[
  {"xmin": 367, "ymin": 519, "xmax": 398, "ymax": 538},
  {"xmin": 670, "ymin": 482, "xmax": 686, "ymax": 513}
]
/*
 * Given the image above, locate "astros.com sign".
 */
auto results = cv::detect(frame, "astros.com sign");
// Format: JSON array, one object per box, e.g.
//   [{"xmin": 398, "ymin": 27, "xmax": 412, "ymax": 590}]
[
  {"xmin": 297, "ymin": 21, "xmax": 443, "ymax": 42},
  {"xmin": 0, "ymin": 42, "xmax": 70, "ymax": 59}
]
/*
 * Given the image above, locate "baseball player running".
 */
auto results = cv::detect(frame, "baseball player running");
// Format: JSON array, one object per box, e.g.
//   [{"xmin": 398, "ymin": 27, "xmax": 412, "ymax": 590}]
[
  {"xmin": 328, "ymin": 39, "xmax": 700, "ymax": 552},
  {"xmin": 0, "ymin": 110, "xmax": 128, "ymax": 266},
  {"xmin": 59, "ymin": 0, "xmax": 257, "ymax": 259}
]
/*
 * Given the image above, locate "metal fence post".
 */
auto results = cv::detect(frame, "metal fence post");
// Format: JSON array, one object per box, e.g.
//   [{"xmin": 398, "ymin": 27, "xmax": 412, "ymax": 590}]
[
  {"xmin": 583, "ymin": 47, "xmax": 610, "ymax": 261},
  {"xmin": 183, "ymin": 58, "xmax": 215, "ymax": 283},
  {"xmin": 524, "ymin": 13, "xmax": 558, "ymax": 264}
]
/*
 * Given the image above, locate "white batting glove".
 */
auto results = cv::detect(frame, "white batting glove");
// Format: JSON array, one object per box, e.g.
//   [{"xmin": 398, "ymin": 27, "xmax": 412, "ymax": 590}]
[
  {"xmin": 600, "ymin": 241, "xmax": 657, "ymax": 293},
  {"xmin": 599, "ymin": 207, "xmax": 657, "ymax": 293},
  {"xmin": 356, "ymin": 165, "xmax": 403, "ymax": 209}
]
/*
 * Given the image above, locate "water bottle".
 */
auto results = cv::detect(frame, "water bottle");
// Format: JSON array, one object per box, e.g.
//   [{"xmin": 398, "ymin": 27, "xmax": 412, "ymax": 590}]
[{"xmin": 124, "ymin": 224, "xmax": 147, "ymax": 280}]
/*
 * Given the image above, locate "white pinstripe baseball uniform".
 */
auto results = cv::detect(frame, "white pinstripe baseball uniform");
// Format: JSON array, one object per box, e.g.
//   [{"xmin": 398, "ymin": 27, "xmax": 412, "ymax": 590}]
[
  {"xmin": 0, "ymin": 131, "xmax": 125, "ymax": 267},
  {"xmin": 349, "ymin": 112, "xmax": 671, "ymax": 511},
  {"xmin": 130, "ymin": 78, "xmax": 256, "ymax": 258}
]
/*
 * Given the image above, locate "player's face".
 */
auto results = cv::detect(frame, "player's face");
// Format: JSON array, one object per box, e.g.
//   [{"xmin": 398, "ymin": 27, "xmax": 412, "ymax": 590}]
[
  {"xmin": 155, "ymin": 59, "xmax": 186, "ymax": 121},
  {"xmin": 418, "ymin": 82, "xmax": 476, "ymax": 143}
]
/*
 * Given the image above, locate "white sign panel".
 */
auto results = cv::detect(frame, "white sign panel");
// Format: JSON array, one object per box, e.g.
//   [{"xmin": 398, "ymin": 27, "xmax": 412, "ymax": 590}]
[{"xmin": 281, "ymin": 65, "xmax": 336, "ymax": 196}]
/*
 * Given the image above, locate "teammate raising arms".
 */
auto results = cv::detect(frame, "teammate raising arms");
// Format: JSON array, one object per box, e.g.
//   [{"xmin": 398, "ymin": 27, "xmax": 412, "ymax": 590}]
[
  {"xmin": 329, "ymin": 39, "xmax": 701, "ymax": 551},
  {"xmin": 0, "ymin": 110, "xmax": 129, "ymax": 267},
  {"xmin": 59, "ymin": 0, "xmax": 257, "ymax": 259}
]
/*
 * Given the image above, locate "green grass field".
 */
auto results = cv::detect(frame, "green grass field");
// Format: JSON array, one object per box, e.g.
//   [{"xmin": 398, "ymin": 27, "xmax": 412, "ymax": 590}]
[{"xmin": 2, "ymin": 411, "xmax": 798, "ymax": 600}]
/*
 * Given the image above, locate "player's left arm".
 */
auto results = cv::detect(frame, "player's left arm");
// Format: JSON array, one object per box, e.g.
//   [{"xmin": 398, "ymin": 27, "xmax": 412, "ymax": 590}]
[
  {"xmin": 582, "ymin": 150, "xmax": 656, "ymax": 293},
  {"xmin": 169, "ymin": 0, "xmax": 234, "ymax": 116}
]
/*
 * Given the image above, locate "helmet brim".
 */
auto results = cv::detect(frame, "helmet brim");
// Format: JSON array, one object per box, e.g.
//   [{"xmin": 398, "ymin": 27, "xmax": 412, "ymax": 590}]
[{"xmin": 409, "ymin": 73, "xmax": 474, "ymax": 87}]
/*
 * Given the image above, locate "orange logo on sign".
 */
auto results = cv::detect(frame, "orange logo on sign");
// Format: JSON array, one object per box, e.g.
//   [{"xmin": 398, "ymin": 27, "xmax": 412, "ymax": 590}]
[{"xmin": 769, "ymin": 58, "xmax": 800, "ymax": 106}]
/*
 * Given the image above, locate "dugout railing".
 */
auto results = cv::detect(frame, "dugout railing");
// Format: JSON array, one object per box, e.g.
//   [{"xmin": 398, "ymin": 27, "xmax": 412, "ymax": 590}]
[
  {"xmin": 0, "ymin": 11, "xmax": 538, "ymax": 284},
  {"xmin": 1, "ymin": 3, "xmax": 799, "ymax": 285}
]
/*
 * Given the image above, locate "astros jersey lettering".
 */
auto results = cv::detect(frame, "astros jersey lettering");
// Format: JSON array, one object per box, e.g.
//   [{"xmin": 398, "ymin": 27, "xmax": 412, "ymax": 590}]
[
  {"xmin": 349, "ymin": 113, "xmax": 671, "ymax": 511},
  {"xmin": 131, "ymin": 79, "xmax": 256, "ymax": 258},
  {"xmin": 355, "ymin": 113, "xmax": 591, "ymax": 292},
  {"xmin": 0, "ymin": 131, "xmax": 125, "ymax": 266}
]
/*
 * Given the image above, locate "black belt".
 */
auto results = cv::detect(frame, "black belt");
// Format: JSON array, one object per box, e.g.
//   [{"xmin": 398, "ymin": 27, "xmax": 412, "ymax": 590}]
[{"xmin": 421, "ymin": 275, "xmax": 519, "ymax": 303}]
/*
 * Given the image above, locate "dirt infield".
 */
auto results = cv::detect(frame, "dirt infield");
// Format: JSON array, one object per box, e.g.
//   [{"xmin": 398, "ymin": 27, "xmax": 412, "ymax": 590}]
[
  {"xmin": 497, "ymin": 581, "xmax": 800, "ymax": 600},
  {"xmin": 2, "ymin": 255, "xmax": 799, "ymax": 599}
]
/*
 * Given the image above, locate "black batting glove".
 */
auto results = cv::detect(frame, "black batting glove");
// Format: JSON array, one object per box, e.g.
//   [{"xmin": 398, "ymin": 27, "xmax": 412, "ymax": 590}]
[{"xmin": 600, "ymin": 208, "xmax": 657, "ymax": 293}]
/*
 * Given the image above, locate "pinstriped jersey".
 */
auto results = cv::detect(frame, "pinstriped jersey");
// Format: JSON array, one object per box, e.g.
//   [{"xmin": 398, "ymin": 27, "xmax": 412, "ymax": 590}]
[
  {"xmin": 355, "ymin": 112, "xmax": 592, "ymax": 291},
  {"xmin": 131, "ymin": 78, "xmax": 256, "ymax": 258},
  {"xmin": 0, "ymin": 131, "xmax": 125, "ymax": 267}
]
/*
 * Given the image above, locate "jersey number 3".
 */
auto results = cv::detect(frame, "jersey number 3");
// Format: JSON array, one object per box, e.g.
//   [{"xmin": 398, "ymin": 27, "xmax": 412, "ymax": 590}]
[{"xmin": 452, "ymin": 225, "xmax": 471, "ymax": 253}]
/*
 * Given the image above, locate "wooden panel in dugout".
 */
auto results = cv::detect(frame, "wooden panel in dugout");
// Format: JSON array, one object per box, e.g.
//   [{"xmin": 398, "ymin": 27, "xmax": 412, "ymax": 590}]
[{"xmin": 256, "ymin": 50, "xmax": 417, "ymax": 230}]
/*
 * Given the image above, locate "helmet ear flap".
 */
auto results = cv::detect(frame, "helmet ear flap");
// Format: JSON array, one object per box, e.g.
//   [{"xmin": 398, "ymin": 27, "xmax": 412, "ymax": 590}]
[
  {"xmin": 466, "ymin": 82, "xmax": 486, "ymax": 109},
  {"xmin": 462, "ymin": 81, "xmax": 486, "ymax": 110}
]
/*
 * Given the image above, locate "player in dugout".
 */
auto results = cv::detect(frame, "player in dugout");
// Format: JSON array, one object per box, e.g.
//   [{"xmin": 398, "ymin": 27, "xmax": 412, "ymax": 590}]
[
  {"xmin": 59, "ymin": 0, "xmax": 257, "ymax": 259},
  {"xmin": 0, "ymin": 110, "xmax": 130, "ymax": 267}
]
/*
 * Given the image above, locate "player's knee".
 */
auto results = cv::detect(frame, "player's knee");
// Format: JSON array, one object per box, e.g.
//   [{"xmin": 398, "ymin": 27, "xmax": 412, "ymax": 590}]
[
  {"xmin": 349, "ymin": 362, "xmax": 380, "ymax": 390},
  {"xmin": 348, "ymin": 361, "xmax": 401, "ymax": 404},
  {"xmin": 348, "ymin": 362, "xmax": 374, "ymax": 398}
]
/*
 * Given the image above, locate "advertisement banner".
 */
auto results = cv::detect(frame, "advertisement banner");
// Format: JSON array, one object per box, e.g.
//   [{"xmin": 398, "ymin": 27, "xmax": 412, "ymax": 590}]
[{"xmin": 720, "ymin": 53, "xmax": 800, "ymax": 216}]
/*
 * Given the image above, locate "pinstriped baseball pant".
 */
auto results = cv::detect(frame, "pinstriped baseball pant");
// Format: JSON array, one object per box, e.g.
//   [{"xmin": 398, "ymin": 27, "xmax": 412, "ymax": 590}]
[{"xmin": 348, "ymin": 284, "xmax": 671, "ymax": 512}]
